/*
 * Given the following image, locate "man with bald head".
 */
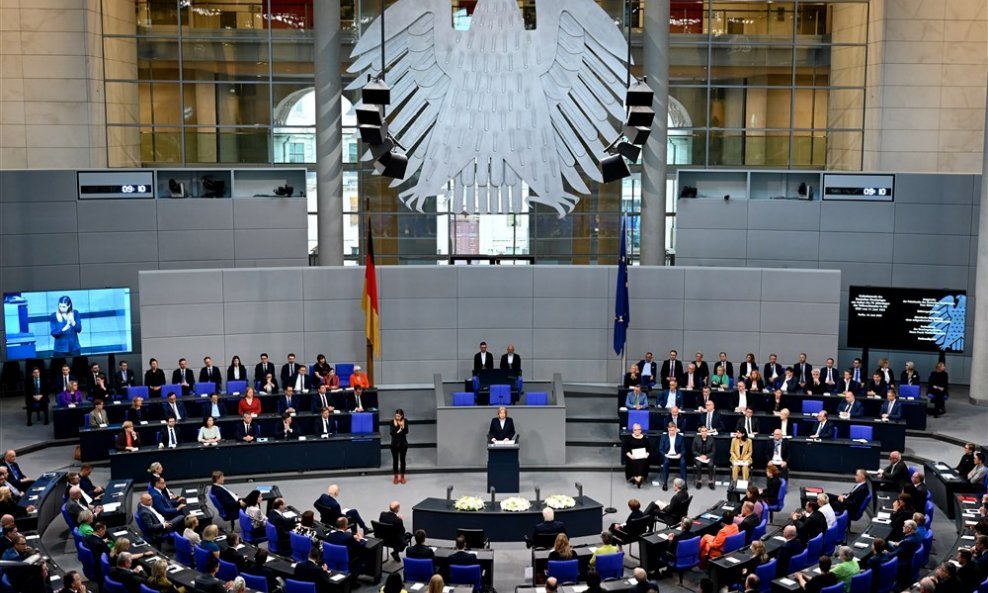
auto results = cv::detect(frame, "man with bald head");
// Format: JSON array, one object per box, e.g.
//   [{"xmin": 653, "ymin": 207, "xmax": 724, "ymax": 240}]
[
  {"xmin": 314, "ymin": 484, "xmax": 368, "ymax": 533},
  {"xmin": 775, "ymin": 525, "xmax": 805, "ymax": 576},
  {"xmin": 1, "ymin": 450, "xmax": 33, "ymax": 490},
  {"xmin": 500, "ymin": 344, "xmax": 522, "ymax": 375},
  {"xmin": 136, "ymin": 492, "xmax": 174, "ymax": 545},
  {"xmin": 378, "ymin": 500, "xmax": 412, "ymax": 562}
]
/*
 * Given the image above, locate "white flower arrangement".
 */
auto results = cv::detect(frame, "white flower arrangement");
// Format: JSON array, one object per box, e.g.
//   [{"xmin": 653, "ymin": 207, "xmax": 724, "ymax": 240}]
[
  {"xmin": 544, "ymin": 494, "xmax": 576, "ymax": 510},
  {"xmin": 499, "ymin": 496, "xmax": 531, "ymax": 512},
  {"xmin": 453, "ymin": 496, "xmax": 486, "ymax": 511}
]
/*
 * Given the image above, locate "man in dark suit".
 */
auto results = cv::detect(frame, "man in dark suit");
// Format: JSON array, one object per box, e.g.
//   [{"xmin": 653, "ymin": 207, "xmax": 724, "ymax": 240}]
[
  {"xmin": 157, "ymin": 417, "xmax": 182, "ymax": 449},
  {"xmin": 693, "ymin": 352, "xmax": 710, "ymax": 383},
  {"xmin": 637, "ymin": 352, "xmax": 659, "ymax": 388},
  {"xmin": 267, "ymin": 498, "xmax": 295, "ymax": 552},
  {"xmin": 864, "ymin": 372, "xmax": 888, "ymax": 398},
  {"xmin": 766, "ymin": 429, "xmax": 790, "ymax": 474},
  {"xmin": 681, "ymin": 363, "xmax": 704, "ymax": 391},
  {"xmin": 86, "ymin": 363, "xmax": 110, "ymax": 401},
  {"xmin": 294, "ymin": 546, "xmax": 335, "ymax": 593},
  {"xmin": 878, "ymin": 451, "xmax": 909, "ymax": 490},
  {"xmin": 109, "ymin": 552, "xmax": 147, "ymax": 593},
  {"xmin": 171, "ymin": 358, "xmax": 195, "ymax": 396},
  {"xmin": 473, "ymin": 342, "xmax": 494, "ymax": 374},
  {"xmin": 280, "ymin": 353, "xmax": 303, "ymax": 388},
  {"xmin": 285, "ymin": 365, "xmax": 314, "ymax": 394},
  {"xmin": 311, "ymin": 385, "xmax": 334, "ymax": 413},
  {"xmin": 890, "ymin": 520, "xmax": 924, "ymax": 589},
  {"xmin": 644, "ymin": 477, "xmax": 691, "ymax": 524},
  {"xmin": 775, "ymin": 525, "xmax": 805, "ymax": 576},
  {"xmin": 52, "ymin": 363, "xmax": 76, "ymax": 393},
  {"xmin": 664, "ymin": 406, "xmax": 686, "ymax": 431},
  {"xmin": 838, "ymin": 392, "xmax": 864, "ymax": 419},
  {"xmin": 447, "ymin": 535, "xmax": 477, "ymax": 566},
  {"xmin": 793, "ymin": 354, "xmax": 812, "ymax": 388},
  {"xmin": 904, "ymin": 470, "xmax": 929, "ymax": 504},
  {"xmin": 378, "ymin": 501, "xmax": 412, "ymax": 562},
  {"xmin": 499, "ymin": 344, "xmax": 522, "ymax": 375},
  {"xmin": 738, "ymin": 501, "xmax": 760, "ymax": 537},
  {"xmin": 0, "ymin": 450, "xmax": 32, "ymax": 491},
  {"xmin": 255, "ymin": 353, "xmax": 275, "ymax": 385},
  {"xmin": 714, "ymin": 352, "xmax": 734, "ymax": 381},
  {"xmin": 405, "ymin": 529, "xmax": 435, "ymax": 560},
  {"xmin": 326, "ymin": 517, "xmax": 367, "ymax": 574},
  {"xmin": 488, "ymin": 406, "xmax": 516, "ymax": 442},
  {"xmin": 114, "ymin": 360, "xmax": 137, "ymax": 396},
  {"xmin": 735, "ymin": 408, "xmax": 760, "ymax": 436},
  {"xmin": 533, "ymin": 507, "xmax": 567, "ymax": 539},
  {"xmin": 210, "ymin": 471, "xmax": 245, "ymax": 520},
  {"xmin": 763, "ymin": 354, "xmax": 784, "ymax": 388},
  {"xmin": 792, "ymin": 501, "xmax": 827, "ymax": 543},
  {"xmin": 832, "ymin": 470, "xmax": 869, "ymax": 514},
  {"xmin": 880, "ymin": 391, "xmax": 902, "ymax": 421},
  {"xmin": 314, "ymin": 484, "xmax": 368, "ymax": 532},
  {"xmin": 150, "ymin": 476, "xmax": 186, "ymax": 520},
  {"xmin": 836, "ymin": 370, "xmax": 859, "ymax": 398},
  {"xmin": 277, "ymin": 387, "xmax": 299, "ymax": 414},
  {"xmin": 806, "ymin": 369, "xmax": 827, "ymax": 395},
  {"xmin": 220, "ymin": 533, "xmax": 250, "ymax": 573},
  {"xmin": 162, "ymin": 393, "xmax": 188, "ymax": 421},
  {"xmin": 24, "ymin": 366, "xmax": 49, "ymax": 426},
  {"xmin": 778, "ymin": 369, "xmax": 800, "ymax": 394},
  {"xmin": 136, "ymin": 493, "xmax": 174, "ymax": 546},
  {"xmin": 659, "ymin": 424, "xmax": 687, "ymax": 490},
  {"xmin": 700, "ymin": 400, "xmax": 722, "ymax": 432},
  {"xmin": 657, "ymin": 378, "xmax": 683, "ymax": 410},
  {"xmin": 849, "ymin": 358, "xmax": 865, "ymax": 385},
  {"xmin": 83, "ymin": 522, "xmax": 112, "ymax": 580},
  {"xmin": 691, "ymin": 426, "xmax": 717, "ymax": 489},
  {"xmin": 808, "ymin": 410, "xmax": 834, "ymax": 439},
  {"xmin": 235, "ymin": 412, "xmax": 260, "ymax": 442},
  {"xmin": 199, "ymin": 356, "xmax": 223, "ymax": 391},
  {"xmin": 193, "ymin": 558, "xmax": 227, "ymax": 593},
  {"xmin": 659, "ymin": 350, "xmax": 684, "ymax": 389}
]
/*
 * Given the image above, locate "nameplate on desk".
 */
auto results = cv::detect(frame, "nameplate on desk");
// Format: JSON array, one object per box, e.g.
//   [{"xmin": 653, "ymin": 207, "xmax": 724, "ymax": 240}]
[
  {"xmin": 140, "ymin": 421, "xmax": 148, "ymax": 425},
  {"xmin": 778, "ymin": 578, "xmax": 796, "ymax": 586},
  {"xmin": 68, "ymin": 404, "xmax": 76, "ymax": 408},
  {"xmin": 186, "ymin": 496, "xmax": 199, "ymax": 504},
  {"xmin": 283, "ymin": 511, "xmax": 298, "ymax": 519},
  {"xmin": 410, "ymin": 584, "xmax": 424, "ymax": 591},
  {"xmin": 102, "ymin": 502, "xmax": 121, "ymax": 512},
  {"xmin": 571, "ymin": 587, "xmax": 588, "ymax": 593},
  {"xmin": 99, "ymin": 424, "xmax": 108, "ymax": 428},
  {"xmin": 772, "ymin": 535, "xmax": 787, "ymax": 542},
  {"xmin": 113, "ymin": 530, "xmax": 129, "ymax": 537},
  {"xmin": 330, "ymin": 574, "xmax": 346, "ymax": 583},
  {"xmin": 232, "ymin": 392, "xmax": 241, "ymax": 396},
  {"xmin": 28, "ymin": 495, "xmax": 38, "ymax": 501},
  {"xmin": 265, "ymin": 555, "xmax": 276, "ymax": 563},
  {"xmin": 298, "ymin": 436, "xmax": 306, "ymax": 441},
  {"xmin": 321, "ymin": 434, "xmax": 329, "ymax": 439},
  {"xmin": 854, "ymin": 542, "xmax": 869, "ymax": 548},
  {"xmin": 725, "ymin": 556, "xmax": 741, "ymax": 564},
  {"xmin": 167, "ymin": 565, "xmax": 182, "ymax": 573},
  {"xmin": 25, "ymin": 534, "xmax": 39, "ymax": 540},
  {"xmin": 257, "ymin": 438, "xmax": 269, "ymax": 442},
  {"xmin": 961, "ymin": 535, "xmax": 976, "ymax": 540}
]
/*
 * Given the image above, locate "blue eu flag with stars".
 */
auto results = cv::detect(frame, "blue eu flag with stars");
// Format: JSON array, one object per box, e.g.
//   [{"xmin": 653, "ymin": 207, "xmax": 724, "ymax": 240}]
[{"xmin": 613, "ymin": 216, "xmax": 630, "ymax": 356}]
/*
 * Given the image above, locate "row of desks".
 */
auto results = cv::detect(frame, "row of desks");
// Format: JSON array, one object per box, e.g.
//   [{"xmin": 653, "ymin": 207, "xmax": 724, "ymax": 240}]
[
  {"xmin": 619, "ymin": 408, "xmax": 907, "ymax": 452},
  {"xmin": 78, "ymin": 409, "xmax": 379, "ymax": 461},
  {"xmin": 615, "ymin": 388, "xmax": 927, "ymax": 430},
  {"xmin": 771, "ymin": 521, "xmax": 893, "ymax": 592},
  {"xmin": 51, "ymin": 388, "xmax": 380, "ymax": 438},
  {"xmin": 638, "ymin": 500, "xmax": 743, "ymax": 575},
  {"xmin": 618, "ymin": 432, "xmax": 882, "ymax": 475},
  {"xmin": 926, "ymin": 462, "xmax": 983, "ymax": 520}
]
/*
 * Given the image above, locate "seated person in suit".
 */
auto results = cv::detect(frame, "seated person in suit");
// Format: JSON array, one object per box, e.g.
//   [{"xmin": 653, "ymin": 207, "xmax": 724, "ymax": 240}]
[
  {"xmin": 353, "ymin": 386, "xmax": 373, "ymax": 412},
  {"xmin": 136, "ymin": 492, "xmax": 174, "ymax": 545},
  {"xmin": 735, "ymin": 407, "xmax": 760, "ymax": 436},
  {"xmin": 267, "ymin": 497, "xmax": 295, "ymax": 551},
  {"xmin": 644, "ymin": 477, "xmax": 690, "ymax": 524},
  {"xmin": 657, "ymin": 378, "xmax": 683, "ymax": 410},
  {"xmin": 220, "ymin": 532, "xmax": 249, "ymax": 574},
  {"xmin": 876, "ymin": 451, "xmax": 909, "ymax": 490},
  {"xmin": 115, "ymin": 421, "xmax": 140, "ymax": 451},
  {"xmin": 832, "ymin": 469, "xmax": 869, "ymax": 514},
  {"xmin": 766, "ymin": 429, "xmax": 790, "ymax": 473},
  {"xmin": 699, "ymin": 400, "xmax": 722, "ymax": 432},
  {"xmin": 114, "ymin": 360, "xmax": 137, "ymax": 395},
  {"xmin": 791, "ymin": 500, "xmax": 827, "ymax": 543},
  {"xmin": 659, "ymin": 424, "xmax": 687, "ymax": 490},
  {"xmin": 904, "ymin": 470, "xmax": 928, "ymax": 505},
  {"xmin": 378, "ymin": 501, "xmax": 412, "ymax": 562},
  {"xmin": 488, "ymin": 406, "xmax": 516, "ymax": 442},
  {"xmin": 774, "ymin": 525, "xmax": 805, "ymax": 576},
  {"xmin": 500, "ymin": 344, "xmax": 522, "ymax": 375},
  {"xmin": 193, "ymin": 558, "xmax": 227, "ymax": 593},
  {"xmin": 277, "ymin": 412, "xmax": 298, "ymax": 440},
  {"xmin": 733, "ymin": 381, "xmax": 751, "ymax": 413},
  {"xmin": 777, "ymin": 368, "xmax": 800, "ymax": 394},
  {"xmin": 277, "ymin": 386, "xmax": 298, "ymax": 415},
  {"xmin": 162, "ymin": 393, "xmax": 187, "ymax": 421},
  {"xmin": 259, "ymin": 372, "xmax": 279, "ymax": 394},
  {"xmin": 405, "ymin": 529, "xmax": 435, "ymax": 559},
  {"xmin": 865, "ymin": 372, "xmax": 888, "ymax": 398},
  {"xmin": 737, "ymin": 501, "xmax": 760, "ymax": 537},
  {"xmin": 235, "ymin": 412, "xmax": 259, "ymax": 442},
  {"xmin": 899, "ymin": 362, "xmax": 920, "ymax": 387},
  {"xmin": 58, "ymin": 380, "xmax": 85, "ymax": 407},
  {"xmin": 288, "ymin": 365, "xmax": 314, "ymax": 394},
  {"xmin": 314, "ymin": 407, "xmax": 337, "ymax": 437},
  {"xmin": 793, "ymin": 355, "xmax": 812, "ymax": 388},
  {"xmin": 625, "ymin": 384, "xmax": 648, "ymax": 409},
  {"xmin": 637, "ymin": 352, "xmax": 658, "ymax": 389},
  {"xmin": 210, "ymin": 471, "xmax": 245, "ymax": 520},
  {"xmin": 609, "ymin": 498, "xmax": 645, "ymax": 536},
  {"xmin": 109, "ymin": 551, "xmax": 148, "ymax": 593},
  {"xmin": 665, "ymin": 406, "xmax": 686, "ymax": 431},
  {"xmin": 681, "ymin": 362, "xmax": 704, "ymax": 391},
  {"xmin": 24, "ymin": 366, "xmax": 49, "ymax": 426},
  {"xmin": 838, "ymin": 391, "xmax": 863, "ymax": 419},
  {"xmin": 280, "ymin": 354, "xmax": 302, "ymax": 388},
  {"xmin": 310, "ymin": 385, "xmax": 334, "ymax": 412},
  {"xmin": 314, "ymin": 484, "xmax": 369, "ymax": 532},
  {"xmin": 199, "ymin": 356, "xmax": 222, "ymax": 391},
  {"xmin": 126, "ymin": 397, "xmax": 147, "ymax": 424},
  {"xmin": 777, "ymin": 408, "xmax": 795, "ymax": 436},
  {"xmin": 763, "ymin": 354, "xmax": 784, "ymax": 389},
  {"xmin": 349, "ymin": 366, "xmax": 371, "ymax": 389},
  {"xmin": 880, "ymin": 389, "xmax": 902, "ymax": 421},
  {"xmin": 888, "ymin": 520, "xmax": 924, "ymax": 589},
  {"xmin": 294, "ymin": 545, "xmax": 335, "ymax": 593},
  {"xmin": 808, "ymin": 410, "xmax": 834, "ymax": 439},
  {"xmin": 326, "ymin": 516, "xmax": 367, "ymax": 574},
  {"xmin": 201, "ymin": 393, "xmax": 226, "ymax": 420},
  {"xmin": 87, "ymin": 363, "xmax": 110, "ymax": 401},
  {"xmin": 150, "ymin": 476, "xmax": 186, "ymax": 520},
  {"xmin": 533, "ymin": 506, "xmax": 567, "ymax": 540},
  {"xmin": 448, "ymin": 534, "xmax": 478, "ymax": 566},
  {"xmin": 691, "ymin": 426, "xmax": 717, "ymax": 489},
  {"xmin": 157, "ymin": 417, "xmax": 182, "ymax": 449},
  {"xmin": 710, "ymin": 365, "xmax": 731, "ymax": 391},
  {"xmin": 837, "ymin": 370, "xmax": 860, "ymax": 397},
  {"xmin": 793, "ymin": 555, "xmax": 838, "ymax": 593},
  {"xmin": 805, "ymin": 369, "xmax": 827, "ymax": 395},
  {"xmin": 88, "ymin": 398, "xmax": 109, "ymax": 427}
]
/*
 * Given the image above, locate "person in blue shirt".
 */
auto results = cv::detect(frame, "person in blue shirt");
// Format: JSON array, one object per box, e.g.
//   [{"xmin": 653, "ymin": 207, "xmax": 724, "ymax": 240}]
[
  {"xmin": 880, "ymin": 389, "xmax": 902, "ymax": 421},
  {"xmin": 625, "ymin": 385, "xmax": 648, "ymax": 410},
  {"xmin": 50, "ymin": 295, "xmax": 82, "ymax": 356}
]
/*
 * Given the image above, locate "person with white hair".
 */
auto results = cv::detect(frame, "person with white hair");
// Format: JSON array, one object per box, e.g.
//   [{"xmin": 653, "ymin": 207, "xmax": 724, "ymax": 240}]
[
  {"xmin": 830, "ymin": 546, "xmax": 860, "ymax": 588},
  {"xmin": 533, "ymin": 506, "xmax": 567, "ymax": 540}
]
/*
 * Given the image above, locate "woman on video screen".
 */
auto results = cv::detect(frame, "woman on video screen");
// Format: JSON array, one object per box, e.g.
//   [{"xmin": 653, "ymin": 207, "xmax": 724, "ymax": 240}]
[{"xmin": 50, "ymin": 295, "xmax": 82, "ymax": 356}]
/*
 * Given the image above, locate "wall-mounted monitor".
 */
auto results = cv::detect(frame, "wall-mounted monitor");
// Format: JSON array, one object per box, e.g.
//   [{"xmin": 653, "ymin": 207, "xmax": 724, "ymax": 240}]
[
  {"xmin": 847, "ymin": 286, "xmax": 966, "ymax": 353},
  {"xmin": 3, "ymin": 288, "xmax": 133, "ymax": 360},
  {"xmin": 822, "ymin": 173, "xmax": 894, "ymax": 201}
]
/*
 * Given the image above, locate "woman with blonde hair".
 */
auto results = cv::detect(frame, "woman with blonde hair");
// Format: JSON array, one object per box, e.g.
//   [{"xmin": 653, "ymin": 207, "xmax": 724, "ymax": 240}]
[
  {"xmin": 427, "ymin": 575, "xmax": 445, "ymax": 593},
  {"xmin": 548, "ymin": 533, "xmax": 574, "ymax": 560},
  {"xmin": 200, "ymin": 524, "xmax": 221, "ymax": 557},
  {"xmin": 182, "ymin": 515, "xmax": 201, "ymax": 546},
  {"xmin": 145, "ymin": 558, "xmax": 185, "ymax": 593}
]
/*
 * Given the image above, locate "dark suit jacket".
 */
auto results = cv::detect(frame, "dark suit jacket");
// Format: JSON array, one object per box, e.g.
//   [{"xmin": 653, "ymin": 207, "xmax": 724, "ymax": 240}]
[
  {"xmin": 125, "ymin": 407, "xmax": 147, "ymax": 423},
  {"xmin": 284, "ymin": 373, "xmax": 314, "ymax": 393},
  {"xmin": 314, "ymin": 493, "xmax": 342, "ymax": 525},
  {"xmin": 171, "ymin": 368, "xmax": 195, "ymax": 395},
  {"xmin": 659, "ymin": 360, "xmax": 684, "ymax": 387},
  {"xmin": 793, "ymin": 363, "xmax": 813, "ymax": 385},
  {"xmin": 192, "ymin": 573, "xmax": 227, "ymax": 593},
  {"xmin": 280, "ymin": 363, "xmax": 302, "ymax": 387},
  {"xmin": 665, "ymin": 489, "xmax": 691, "ymax": 520},
  {"xmin": 235, "ymin": 421, "xmax": 260, "ymax": 441},
  {"xmin": 210, "ymin": 484, "xmax": 240, "ymax": 518},
  {"xmin": 680, "ymin": 372, "xmax": 704, "ymax": 390},
  {"xmin": 636, "ymin": 360, "xmax": 660, "ymax": 384},
  {"xmin": 52, "ymin": 373, "xmax": 77, "ymax": 393},
  {"xmin": 819, "ymin": 366, "xmax": 839, "ymax": 385},
  {"xmin": 488, "ymin": 417, "xmax": 515, "ymax": 441},
  {"xmin": 405, "ymin": 543, "xmax": 435, "ymax": 559},
  {"xmin": 839, "ymin": 400, "xmax": 863, "ymax": 418},
  {"xmin": 114, "ymin": 369, "xmax": 136, "ymax": 394},
  {"xmin": 254, "ymin": 362, "xmax": 275, "ymax": 383},
  {"xmin": 499, "ymin": 353, "xmax": 522, "ymax": 374},
  {"xmin": 276, "ymin": 394, "xmax": 299, "ymax": 414},
  {"xmin": 658, "ymin": 434, "xmax": 685, "ymax": 459},
  {"xmin": 766, "ymin": 438, "xmax": 790, "ymax": 465},
  {"xmin": 137, "ymin": 505, "xmax": 169, "ymax": 542},
  {"xmin": 220, "ymin": 546, "xmax": 249, "ymax": 573},
  {"xmin": 473, "ymin": 351, "xmax": 494, "ymax": 373},
  {"xmin": 664, "ymin": 414, "xmax": 686, "ymax": 431},
  {"xmin": 227, "ymin": 365, "xmax": 248, "ymax": 383},
  {"xmin": 839, "ymin": 482, "xmax": 869, "ymax": 515},
  {"xmin": 157, "ymin": 425, "xmax": 182, "ymax": 448},
  {"xmin": 880, "ymin": 399, "xmax": 902, "ymax": 421},
  {"xmin": 775, "ymin": 538, "xmax": 805, "ymax": 576},
  {"xmin": 161, "ymin": 400, "xmax": 188, "ymax": 420},
  {"xmin": 83, "ymin": 534, "xmax": 111, "ymax": 576},
  {"xmin": 325, "ymin": 528, "xmax": 366, "ymax": 563},
  {"xmin": 378, "ymin": 510, "xmax": 409, "ymax": 551},
  {"xmin": 694, "ymin": 361, "xmax": 710, "ymax": 381},
  {"xmin": 883, "ymin": 461, "xmax": 909, "ymax": 488},
  {"xmin": 294, "ymin": 560, "xmax": 333, "ymax": 593},
  {"xmin": 810, "ymin": 420, "xmax": 834, "ymax": 439},
  {"xmin": 763, "ymin": 477, "xmax": 783, "ymax": 505},
  {"xmin": 794, "ymin": 510, "xmax": 827, "ymax": 542},
  {"xmin": 656, "ymin": 389, "xmax": 683, "ymax": 409},
  {"xmin": 865, "ymin": 379, "xmax": 888, "ymax": 395},
  {"xmin": 738, "ymin": 513, "xmax": 759, "ymax": 536},
  {"xmin": 533, "ymin": 520, "xmax": 567, "ymax": 538},
  {"xmin": 267, "ymin": 510, "xmax": 294, "ymax": 551},
  {"xmin": 899, "ymin": 370, "xmax": 920, "ymax": 386},
  {"xmin": 735, "ymin": 416, "xmax": 760, "ymax": 435},
  {"xmin": 837, "ymin": 379, "xmax": 861, "ymax": 396},
  {"xmin": 150, "ymin": 488, "xmax": 182, "ymax": 519},
  {"xmin": 699, "ymin": 410, "xmax": 722, "ymax": 432},
  {"xmin": 778, "ymin": 376, "xmax": 800, "ymax": 393},
  {"xmin": 763, "ymin": 363, "xmax": 784, "ymax": 385},
  {"xmin": 199, "ymin": 366, "xmax": 222, "ymax": 389},
  {"xmin": 245, "ymin": 562, "xmax": 280, "ymax": 593},
  {"xmin": 447, "ymin": 550, "xmax": 478, "ymax": 566},
  {"xmin": 109, "ymin": 566, "xmax": 146, "ymax": 593},
  {"xmin": 24, "ymin": 375, "xmax": 48, "ymax": 405}
]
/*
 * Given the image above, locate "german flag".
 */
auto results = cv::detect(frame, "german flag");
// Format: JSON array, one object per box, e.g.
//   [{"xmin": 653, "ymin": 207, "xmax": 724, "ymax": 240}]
[{"xmin": 362, "ymin": 225, "xmax": 380, "ymax": 359}]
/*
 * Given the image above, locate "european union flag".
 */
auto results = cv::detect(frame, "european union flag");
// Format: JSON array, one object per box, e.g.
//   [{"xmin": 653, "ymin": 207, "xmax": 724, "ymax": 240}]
[{"xmin": 613, "ymin": 216, "xmax": 630, "ymax": 356}]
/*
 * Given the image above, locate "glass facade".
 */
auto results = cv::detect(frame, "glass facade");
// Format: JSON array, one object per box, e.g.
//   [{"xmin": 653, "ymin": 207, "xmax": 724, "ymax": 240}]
[{"xmin": 103, "ymin": 0, "xmax": 867, "ymax": 263}]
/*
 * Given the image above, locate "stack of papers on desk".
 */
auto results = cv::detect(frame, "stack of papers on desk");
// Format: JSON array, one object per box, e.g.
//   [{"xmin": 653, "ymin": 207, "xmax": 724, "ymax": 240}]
[
  {"xmin": 725, "ymin": 556, "xmax": 741, "ymax": 564},
  {"xmin": 410, "ymin": 584, "xmax": 424, "ymax": 591},
  {"xmin": 735, "ymin": 480, "xmax": 749, "ymax": 490},
  {"xmin": 113, "ymin": 530, "xmax": 129, "ymax": 538},
  {"xmin": 778, "ymin": 578, "xmax": 796, "ymax": 586},
  {"xmin": 186, "ymin": 496, "xmax": 199, "ymax": 504},
  {"xmin": 102, "ymin": 502, "xmax": 121, "ymax": 513}
]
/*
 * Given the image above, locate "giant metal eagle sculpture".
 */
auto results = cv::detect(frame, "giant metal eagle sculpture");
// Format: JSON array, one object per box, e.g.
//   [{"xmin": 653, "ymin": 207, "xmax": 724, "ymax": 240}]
[{"xmin": 346, "ymin": 0, "xmax": 632, "ymax": 217}]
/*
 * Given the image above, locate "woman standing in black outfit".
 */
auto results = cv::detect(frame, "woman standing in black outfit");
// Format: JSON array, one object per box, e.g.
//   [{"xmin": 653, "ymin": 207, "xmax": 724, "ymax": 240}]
[
  {"xmin": 927, "ymin": 362, "xmax": 949, "ymax": 417},
  {"xmin": 390, "ymin": 409, "xmax": 409, "ymax": 484}
]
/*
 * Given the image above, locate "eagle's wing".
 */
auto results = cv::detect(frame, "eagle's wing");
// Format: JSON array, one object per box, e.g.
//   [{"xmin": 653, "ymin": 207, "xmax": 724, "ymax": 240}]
[
  {"xmin": 531, "ymin": 0, "xmax": 630, "ymax": 195},
  {"xmin": 346, "ymin": 0, "xmax": 457, "ymax": 200},
  {"xmin": 930, "ymin": 295, "xmax": 966, "ymax": 352}
]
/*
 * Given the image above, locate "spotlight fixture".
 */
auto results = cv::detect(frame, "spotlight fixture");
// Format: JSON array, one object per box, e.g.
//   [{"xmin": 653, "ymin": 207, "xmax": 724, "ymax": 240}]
[
  {"xmin": 623, "ymin": 124, "xmax": 651, "ymax": 146},
  {"xmin": 358, "ymin": 121, "xmax": 389, "ymax": 145},
  {"xmin": 601, "ymin": 153, "xmax": 631, "ymax": 183},
  {"xmin": 361, "ymin": 77, "xmax": 391, "ymax": 106},
  {"xmin": 625, "ymin": 79, "xmax": 654, "ymax": 107},
  {"xmin": 374, "ymin": 148, "xmax": 409, "ymax": 180},
  {"xmin": 626, "ymin": 105, "xmax": 655, "ymax": 127},
  {"xmin": 355, "ymin": 104, "xmax": 385, "ymax": 127},
  {"xmin": 615, "ymin": 141, "xmax": 641, "ymax": 163},
  {"xmin": 359, "ymin": 75, "xmax": 408, "ymax": 181},
  {"xmin": 599, "ymin": 77, "xmax": 657, "ymax": 184}
]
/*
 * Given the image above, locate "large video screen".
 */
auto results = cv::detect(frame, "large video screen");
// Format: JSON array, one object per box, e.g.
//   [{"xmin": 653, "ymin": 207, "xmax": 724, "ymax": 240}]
[
  {"xmin": 847, "ymin": 286, "xmax": 967, "ymax": 353},
  {"xmin": 3, "ymin": 288, "xmax": 133, "ymax": 360}
]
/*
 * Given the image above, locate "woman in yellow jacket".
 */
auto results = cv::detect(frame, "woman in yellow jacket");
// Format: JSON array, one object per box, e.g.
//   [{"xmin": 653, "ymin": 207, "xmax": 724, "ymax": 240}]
[{"xmin": 730, "ymin": 429, "xmax": 753, "ymax": 481}]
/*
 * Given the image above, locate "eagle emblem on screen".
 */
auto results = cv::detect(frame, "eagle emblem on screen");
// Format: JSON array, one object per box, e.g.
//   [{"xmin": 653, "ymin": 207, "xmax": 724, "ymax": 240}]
[
  {"xmin": 347, "ymin": 0, "xmax": 631, "ymax": 217},
  {"xmin": 927, "ymin": 295, "xmax": 966, "ymax": 352}
]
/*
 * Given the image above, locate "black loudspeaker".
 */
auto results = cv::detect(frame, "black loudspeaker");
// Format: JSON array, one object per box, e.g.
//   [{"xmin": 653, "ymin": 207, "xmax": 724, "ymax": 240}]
[
  {"xmin": 624, "ymin": 125, "xmax": 651, "ymax": 145},
  {"xmin": 615, "ymin": 141, "xmax": 641, "ymax": 163},
  {"xmin": 626, "ymin": 80, "xmax": 654, "ymax": 107},
  {"xmin": 627, "ymin": 105, "xmax": 655, "ymax": 127},
  {"xmin": 356, "ymin": 105, "xmax": 384, "ymax": 127},
  {"xmin": 601, "ymin": 154, "xmax": 631, "ymax": 183},
  {"xmin": 361, "ymin": 79, "xmax": 391, "ymax": 106},
  {"xmin": 359, "ymin": 122, "xmax": 389, "ymax": 145},
  {"xmin": 375, "ymin": 150, "xmax": 408, "ymax": 179}
]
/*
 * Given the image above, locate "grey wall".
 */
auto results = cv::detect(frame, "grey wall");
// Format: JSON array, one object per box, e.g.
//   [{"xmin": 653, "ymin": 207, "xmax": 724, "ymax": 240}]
[
  {"xmin": 138, "ymin": 265, "xmax": 840, "ymax": 384},
  {"xmin": 675, "ymin": 173, "xmax": 981, "ymax": 382},
  {"xmin": 0, "ymin": 169, "xmax": 308, "ymax": 368}
]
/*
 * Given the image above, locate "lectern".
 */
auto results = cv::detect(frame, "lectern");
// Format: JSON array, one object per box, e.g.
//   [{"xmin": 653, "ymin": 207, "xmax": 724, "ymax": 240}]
[{"xmin": 487, "ymin": 439, "xmax": 520, "ymax": 492}]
